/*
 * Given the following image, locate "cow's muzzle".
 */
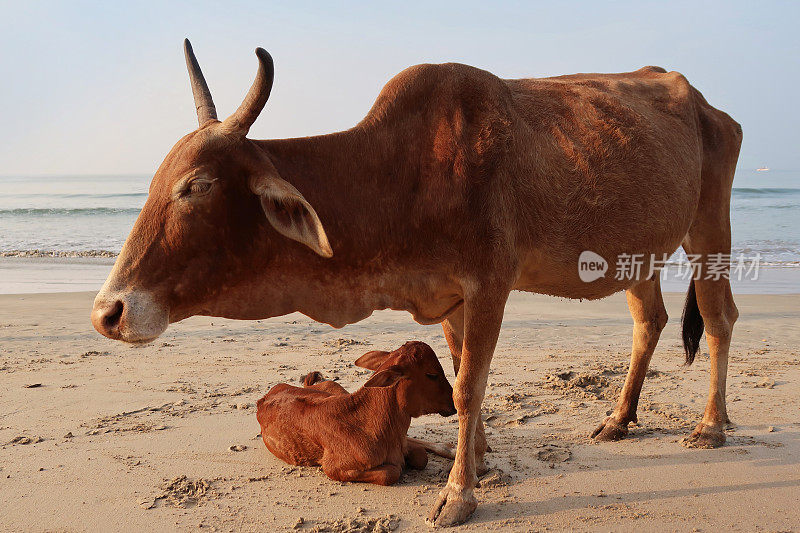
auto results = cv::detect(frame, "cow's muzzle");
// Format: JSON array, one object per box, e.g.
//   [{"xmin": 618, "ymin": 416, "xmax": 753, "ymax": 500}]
[
  {"xmin": 91, "ymin": 299, "xmax": 124, "ymax": 340},
  {"xmin": 91, "ymin": 290, "xmax": 168, "ymax": 343}
]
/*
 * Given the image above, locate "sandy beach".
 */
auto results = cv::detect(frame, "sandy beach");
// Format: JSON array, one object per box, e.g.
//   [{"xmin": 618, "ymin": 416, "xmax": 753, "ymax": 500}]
[
  {"xmin": 1, "ymin": 290, "xmax": 798, "ymax": 532},
  {"xmin": 3, "ymin": 0, "xmax": 800, "ymax": 530}
]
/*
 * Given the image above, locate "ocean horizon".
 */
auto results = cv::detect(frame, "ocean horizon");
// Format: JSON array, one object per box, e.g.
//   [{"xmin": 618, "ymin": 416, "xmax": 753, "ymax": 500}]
[{"xmin": 1, "ymin": 173, "xmax": 799, "ymax": 294}]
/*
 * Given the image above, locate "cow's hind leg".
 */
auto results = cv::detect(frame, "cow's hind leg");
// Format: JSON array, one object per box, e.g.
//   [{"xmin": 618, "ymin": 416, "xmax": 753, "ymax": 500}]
[
  {"xmin": 678, "ymin": 103, "xmax": 742, "ymax": 449},
  {"xmin": 680, "ymin": 257, "xmax": 738, "ymax": 448},
  {"xmin": 593, "ymin": 276, "xmax": 668, "ymax": 441},
  {"xmin": 680, "ymin": 118, "xmax": 740, "ymax": 448}
]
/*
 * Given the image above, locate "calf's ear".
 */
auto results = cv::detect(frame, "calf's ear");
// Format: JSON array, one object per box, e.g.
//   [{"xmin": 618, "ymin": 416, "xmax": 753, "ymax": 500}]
[
  {"xmin": 250, "ymin": 173, "xmax": 333, "ymax": 258},
  {"xmin": 354, "ymin": 350, "xmax": 392, "ymax": 370},
  {"xmin": 363, "ymin": 365, "xmax": 404, "ymax": 388}
]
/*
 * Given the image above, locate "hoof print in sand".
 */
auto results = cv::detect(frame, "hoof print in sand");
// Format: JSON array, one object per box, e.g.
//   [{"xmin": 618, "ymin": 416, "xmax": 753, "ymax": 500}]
[
  {"xmin": 535, "ymin": 444, "xmax": 571, "ymax": 464},
  {"xmin": 5, "ymin": 435, "xmax": 45, "ymax": 446},
  {"xmin": 542, "ymin": 370, "xmax": 621, "ymax": 401},
  {"xmin": 305, "ymin": 513, "xmax": 399, "ymax": 532},
  {"xmin": 478, "ymin": 468, "xmax": 511, "ymax": 488},
  {"xmin": 144, "ymin": 476, "xmax": 215, "ymax": 509},
  {"xmin": 484, "ymin": 392, "xmax": 558, "ymax": 427}
]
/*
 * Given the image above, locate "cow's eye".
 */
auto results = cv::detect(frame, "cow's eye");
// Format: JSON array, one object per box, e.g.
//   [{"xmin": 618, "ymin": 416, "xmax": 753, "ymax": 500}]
[
  {"xmin": 187, "ymin": 179, "xmax": 213, "ymax": 196},
  {"xmin": 426, "ymin": 373, "xmax": 439, "ymax": 381}
]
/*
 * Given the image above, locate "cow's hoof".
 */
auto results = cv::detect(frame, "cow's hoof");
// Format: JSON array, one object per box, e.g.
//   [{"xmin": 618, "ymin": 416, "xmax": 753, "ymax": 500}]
[
  {"xmin": 682, "ymin": 423, "xmax": 726, "ymax": 449},
  {"xmin": 591, "ymin": 416, "xmax": 629, "ymax": 441},
  {"xmin": 426, "ymin": 485, "xmax": 477, "ymax": 528}
]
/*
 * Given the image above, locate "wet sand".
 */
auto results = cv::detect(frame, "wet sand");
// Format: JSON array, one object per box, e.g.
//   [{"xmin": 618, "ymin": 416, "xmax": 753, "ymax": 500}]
[
  {"xmin": 2, "ymin": 258, "xmax": 800, "ymax": 295},
  {"xmin": 0, "ymin": 291, "xmax": 798, "ymax": 531}
]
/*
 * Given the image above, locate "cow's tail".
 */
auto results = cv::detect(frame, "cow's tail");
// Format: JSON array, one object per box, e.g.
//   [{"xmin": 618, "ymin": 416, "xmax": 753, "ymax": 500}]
[{"xmin": 681, "ymin": 279, "xmax": 704, "ymax": 365}]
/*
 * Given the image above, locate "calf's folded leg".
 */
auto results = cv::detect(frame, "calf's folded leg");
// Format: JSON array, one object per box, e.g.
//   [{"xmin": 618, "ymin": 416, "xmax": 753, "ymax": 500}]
[
  {"xmin": 406, "ymin": 437, "xmax": 456, "ymax": 460},
  {"xmin": 323, "ymin": 463, "xmax": 402, "ymax": 486},
  {"xmin": 405, "ymin": 440, "xmax": 428, "ymax": 470}
]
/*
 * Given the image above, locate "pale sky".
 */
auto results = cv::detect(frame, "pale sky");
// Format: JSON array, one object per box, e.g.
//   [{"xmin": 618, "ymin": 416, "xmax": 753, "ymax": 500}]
[{"xmin": 1, "ymin": 1, "xmax": 798, "ymax": 187}]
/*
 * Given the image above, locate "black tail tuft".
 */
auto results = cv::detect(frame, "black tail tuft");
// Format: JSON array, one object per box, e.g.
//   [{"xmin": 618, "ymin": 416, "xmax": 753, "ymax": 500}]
[{"xmin": 681, "ymin": 280, "xmax": 704, "ymax": 365}]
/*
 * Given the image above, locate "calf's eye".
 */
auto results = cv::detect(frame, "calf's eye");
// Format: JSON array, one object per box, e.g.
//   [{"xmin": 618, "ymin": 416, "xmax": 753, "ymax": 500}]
[{"xmin": 426, "ymin": 373, "xmax": 439, "ymax": 381}]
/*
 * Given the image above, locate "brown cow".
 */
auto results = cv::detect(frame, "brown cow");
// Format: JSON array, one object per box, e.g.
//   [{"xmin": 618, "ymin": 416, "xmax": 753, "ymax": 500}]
[
  {"xmin": 91, "ymin": 40, "xmax": 742, "ymax": 526},
  {"xmin": 256, "ymin": 341, "xmax": 456, "ymax": 485}
]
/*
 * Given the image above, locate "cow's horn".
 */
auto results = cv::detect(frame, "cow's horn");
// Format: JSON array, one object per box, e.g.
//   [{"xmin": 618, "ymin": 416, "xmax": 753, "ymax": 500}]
[
  {"xmin": 222, "ymin": 47, "xmax": 274, "ymax": 135},
  {"xmin": 183, "ymin": 39, "xmax": 218, "ymax": 126}
]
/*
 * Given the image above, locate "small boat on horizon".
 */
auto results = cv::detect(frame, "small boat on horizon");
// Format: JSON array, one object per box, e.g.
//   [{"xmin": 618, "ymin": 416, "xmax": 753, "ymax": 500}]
[{"xmin": 756, "ymin": 166, "xmax": 770, "ymax": 172}]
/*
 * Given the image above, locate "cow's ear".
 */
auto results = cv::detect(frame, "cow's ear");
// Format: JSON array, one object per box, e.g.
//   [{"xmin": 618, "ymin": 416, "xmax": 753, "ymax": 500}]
[
  {"xmin": 354, "ymin": 350, "xmax": 392, "ymax": 370},
  {"xmin": 362, "ymin": 365, "xmax": 405, "ymax": 388},
  {"xmin": 250, "ymin": 173, "xmax": 333, "ymax": 258}
]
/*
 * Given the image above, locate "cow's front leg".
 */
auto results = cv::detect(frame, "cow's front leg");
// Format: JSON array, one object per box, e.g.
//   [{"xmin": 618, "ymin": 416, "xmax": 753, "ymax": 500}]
[
  {"xmin": 442, "ymin": 307, "xmax": 489, "ymax": 474},
  {"xmin": 428, "ymin": 289, "xmax": 507, "ymax": 527}
]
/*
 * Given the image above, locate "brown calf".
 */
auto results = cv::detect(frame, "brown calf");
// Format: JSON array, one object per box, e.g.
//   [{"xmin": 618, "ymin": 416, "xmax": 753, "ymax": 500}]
[{"xmin": 256, "ymin": 341, "xmax": 456, "ymax": 485}]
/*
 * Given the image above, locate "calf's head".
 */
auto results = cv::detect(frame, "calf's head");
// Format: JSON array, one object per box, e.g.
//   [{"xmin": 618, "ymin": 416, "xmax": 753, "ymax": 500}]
[
  {"xmin": 91, "ymin": 40, "xmax": 332, "ymax": 343},
  {"xmin": 355, "ymin": 341, "xmax": 457, "ymax": 418}
]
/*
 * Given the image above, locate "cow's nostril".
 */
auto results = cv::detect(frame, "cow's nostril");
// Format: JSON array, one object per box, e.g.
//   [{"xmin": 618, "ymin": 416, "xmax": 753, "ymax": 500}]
[{"xmin": 103, "ymin": 300, "xmax": 124, "ymax": 330}]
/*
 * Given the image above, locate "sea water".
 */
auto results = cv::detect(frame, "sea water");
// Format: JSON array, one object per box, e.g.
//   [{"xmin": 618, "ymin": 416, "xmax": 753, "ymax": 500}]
[
  {"xmin": 0, "ymin": 174, "xmax": 147, "ymax": 253},
  {"xmin": 0, "ymin": 173, "xmax": 798, "ymax": 292}
]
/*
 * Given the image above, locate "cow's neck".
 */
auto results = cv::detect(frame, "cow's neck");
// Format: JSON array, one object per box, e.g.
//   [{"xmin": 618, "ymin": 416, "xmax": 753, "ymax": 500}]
[
  {"xmin": 254, "ymin": 127, "xmax": 384, "ymax": 239},
  {"xmin": 241, "ymin": 127, "xmax": 461, "ymax": 327}
]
